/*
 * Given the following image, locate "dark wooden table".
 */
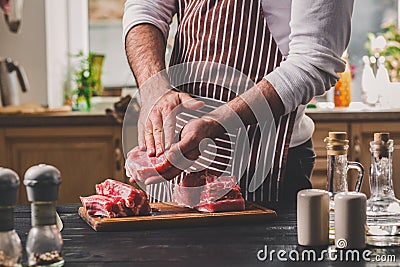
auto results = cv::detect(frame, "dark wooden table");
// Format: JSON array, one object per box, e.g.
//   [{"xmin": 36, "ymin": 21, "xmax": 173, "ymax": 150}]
[{"xmin": 14, "ymin": 205, "xmax": 400, "ymax": 266}]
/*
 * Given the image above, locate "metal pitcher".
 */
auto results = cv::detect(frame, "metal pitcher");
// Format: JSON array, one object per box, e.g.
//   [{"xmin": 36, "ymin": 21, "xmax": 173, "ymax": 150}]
[{"xmin": 0, "ymin": 57, "xmax": 29, "ymax": 106}]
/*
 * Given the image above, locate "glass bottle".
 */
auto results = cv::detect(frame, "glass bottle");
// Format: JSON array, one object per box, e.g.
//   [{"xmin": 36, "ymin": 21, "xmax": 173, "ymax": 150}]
[
  {"xmin": 324, "ymin": 132, "xmax": 364, "ymax": 239},
  {"xmin": 366, "ymin": 133, "xmax": 400, "ymax": 246},
  {"xmin": 0, "ymin": 168, "xmax": 22, "ymax": 267},
  {"xmin": 361, "ymin": 55, "xmax": 378, "ymax": 105},
  {"xmin": 334, "ymin": 50, "xmax": 352, "ymax": 108},
  {"xmin": 24, "ymin": 164, "xmax": 64, "ymax": 267},
  {"xmin": 375, "ymin": 57, "xmax": 391, "ymax": 107}
]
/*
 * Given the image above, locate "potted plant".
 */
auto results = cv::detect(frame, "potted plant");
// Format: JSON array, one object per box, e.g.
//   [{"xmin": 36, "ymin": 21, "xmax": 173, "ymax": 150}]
[{"xmin": 70, "ymin": 51, "xmax": 105, "ymax": 111}]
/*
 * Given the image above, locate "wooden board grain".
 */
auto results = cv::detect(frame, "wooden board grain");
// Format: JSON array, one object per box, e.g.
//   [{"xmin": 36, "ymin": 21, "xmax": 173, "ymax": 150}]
[{"xmin": 78, "ymin": 202, "xmax": 276, "ymax": 231}]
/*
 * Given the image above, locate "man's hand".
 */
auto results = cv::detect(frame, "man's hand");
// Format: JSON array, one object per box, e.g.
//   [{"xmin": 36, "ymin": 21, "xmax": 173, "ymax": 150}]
[
  {"xmin": 143, "ymin": 117, "xmax": 225, "ymax": 185},
  {"xmin": 125, "ymin": 24, "xmax": 205, "ymax": 156},
  {"xmin": 140, "ymin": 79, "xmax": 284, "ymax": 184},
  {"xmin": 0, "ymin": 0, "xmax": 10, "ymax": 14},
  {"xmin": 139, "ymin": 86, "xmax": 204, "ymax": 157}
]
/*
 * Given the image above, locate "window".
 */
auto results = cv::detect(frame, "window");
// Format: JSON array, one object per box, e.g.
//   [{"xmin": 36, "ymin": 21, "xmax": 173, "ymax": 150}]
[{"xmin": 88, "ymin": 0, "xmax": 132, "ymax": 90}]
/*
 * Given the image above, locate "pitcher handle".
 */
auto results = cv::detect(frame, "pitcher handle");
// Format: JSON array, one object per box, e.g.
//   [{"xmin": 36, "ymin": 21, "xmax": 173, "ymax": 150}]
[
  {"xmin": 6, "ymin": 58, "xmax": 29, "ymax": 92},
  {"xmin": 347, "ymin": 161, "xmax": 364, "ymax": 192}
]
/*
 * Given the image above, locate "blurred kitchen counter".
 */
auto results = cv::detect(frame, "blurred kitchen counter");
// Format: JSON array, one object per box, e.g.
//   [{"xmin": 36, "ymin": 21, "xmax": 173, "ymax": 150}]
[
  {"xmin": 0, "ymin": 96, "xmax": 139, "ymax": 127},
  {"xmin": 306, "ymin": 105, "xmax": 400, "ymax": 122},
  {"xmin": 0, "ymin": 108, "xmax": 139, "ymax": 204},
  {"xmin": 1, "ymin": 102, "xmax": 399, "ymax": 127},
  {"xmin": 0, "ymin": 110, "xmax": 120, "ymax": 127}
]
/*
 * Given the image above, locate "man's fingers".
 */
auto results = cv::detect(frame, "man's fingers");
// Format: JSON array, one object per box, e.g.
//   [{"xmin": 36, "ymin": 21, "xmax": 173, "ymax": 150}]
[
  {"xmin": 137, "ymin": 122, "xmax": 146, "ymax": 150},
  {"xmin": 144, "ymin": 167, "xmax": 182, "ymax": 185},
  {"xmin": 139, "ymin": 91, "xmax": 203, "ymax": 156},
  {"xmin": 144, "ymin": 120, "xmax": 156, "ymax": 156},
  {"xmin": 127, "ymin": 167, "xmax": 139, "ymax": 183},
  {"xmin": 179, "ymin": 93, "xmax": 204, "ymax": 110},
  {"xmin": 165, "ymin": 144, "xmax": 200, "ymax": 172},
  {"xmin": 144, "ymin": 176, "xmax": 165, "ymax": 185},
  {"xmin": 152, "ymin": 114, "xmax": 164, "ymax": 156},
  {"xmin": 128, "ymin": 172, "xmax": 136, "ymax": 184},
  {"xmin": 163, "ymin": 114, "xmax": 177, "ymax": 150},
  {"xmin": 125, "ymin": 165, "xmax": 132, "ymax": 179},
  {"xmin": 172, "ymin": 134, "xmax": 199, "ymax": 157},
  {"xmin": 143, "ymin": 145, "xmax": 201, "ymax": 185}
]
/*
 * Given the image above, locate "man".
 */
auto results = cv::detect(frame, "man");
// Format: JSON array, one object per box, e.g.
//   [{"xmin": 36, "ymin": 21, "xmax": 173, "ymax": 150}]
[{"xmin": 123, "ymin": 0, "xmax": 354, "ymax": 209}]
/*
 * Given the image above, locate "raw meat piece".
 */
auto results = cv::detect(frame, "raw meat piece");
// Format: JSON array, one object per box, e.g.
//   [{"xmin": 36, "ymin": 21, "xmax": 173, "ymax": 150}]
[
  {"xmin": 96, "ymin": 179, "xmax": 144, "ymax": 207},
  {"xmin": 173, "ymin": 172, "xmax": 246, "ymax": 212},
  {"xmin": 80, "ymin": 195, "xmax": 120, "ymax": 218},
  {"xmin": 197, "ymin": 176, "xmax": 245, "ymax": 212},
  {"xmin": 81, "ymin": 179, "xmax": 151, "ymax": 218},
  {"xmin": 200, "ymin": 185, "xmax": 243, "ymax": 203},
  {"xmin": 80, "ymin": 195, "xmax": 138, "ymax": 218},
  {"xmin": 180, "ymin": 172, "xmax": 207, "ymax": 187},
  {"xmin": 139, "ymin": 201, "xmax": 151, "ymax": 215},
  {"xmin": 125, "ymin": 146, "xmax": 171, "ymax": 180},
  {"xmin": 173, "ymin": 172, "xmax": 207, "ymax": 208},
  {"xmin": 196, "ymin": 198, "xmax": 245, "ymax": 213},
  {"xmin": 95, "ymin": 179, "xmax": 150, "ymax": 215},
  {"xmin": 200, "ymin": 176, "xmax": 239, "ymax": 203}
]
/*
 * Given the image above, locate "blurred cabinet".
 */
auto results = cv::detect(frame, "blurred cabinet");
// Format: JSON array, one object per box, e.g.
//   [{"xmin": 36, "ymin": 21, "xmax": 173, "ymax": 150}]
[
  {"xmin": 0, "ymin": 125, "xmax": 125, "ymax": 204},
  {"xmin": 311, "ymin": 121, "xmax": 400, "ymax": 199}
]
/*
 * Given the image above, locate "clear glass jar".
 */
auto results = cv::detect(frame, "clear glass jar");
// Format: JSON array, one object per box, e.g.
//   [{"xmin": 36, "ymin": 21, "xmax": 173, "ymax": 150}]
[
  {"xmin": 0, "ymin": 230, "xmax": 22, "ymax": 267},
  {"xmin": 366, "ymin": 138, "xmax": 400, "ymax": 245},
  {"xmin": 24, "ymin": 164, "xmax": 64, "ymax": 266},
  {"xmin": 26, "ymin": 203, "xmax": 64, "ymax": 267},
  {"xmin": 324, "ymin": 132, "xmax": 364, "ymax": 240},
  {"xmin": 327, "ymin": 154, "xmax": 364, "ymax": 195},
  {"xmin": 0, "ymin": 168, "xmax": 22, "ymax": 267}
]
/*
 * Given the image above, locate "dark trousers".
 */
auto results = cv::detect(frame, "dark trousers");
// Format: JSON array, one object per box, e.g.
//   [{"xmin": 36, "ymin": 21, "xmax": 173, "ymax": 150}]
[{"xmin": 278, "ymin": 138, "xmax": 315, "ymax": 211}]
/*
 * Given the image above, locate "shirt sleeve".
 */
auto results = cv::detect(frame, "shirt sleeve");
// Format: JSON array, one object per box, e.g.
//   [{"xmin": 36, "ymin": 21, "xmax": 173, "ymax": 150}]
[
  {"xmin": 123, "ymin": 0, "xmax": 176, "ymax": 41},
  {"xmin": 265, "ymin": 0, "xmax": 354, "ymax": 114}
]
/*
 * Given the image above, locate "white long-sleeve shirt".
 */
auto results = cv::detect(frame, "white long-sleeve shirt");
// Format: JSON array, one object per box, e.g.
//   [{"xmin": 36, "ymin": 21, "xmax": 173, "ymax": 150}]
[{"xmin": 123, "ymin": 0, "xmax": 354, "ymax": 147}]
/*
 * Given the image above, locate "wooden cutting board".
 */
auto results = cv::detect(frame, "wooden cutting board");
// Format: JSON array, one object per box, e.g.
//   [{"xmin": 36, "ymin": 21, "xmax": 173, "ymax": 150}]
[{"xmin": 78, "ymin": 202, "xmax": 276, "ymax": 231}]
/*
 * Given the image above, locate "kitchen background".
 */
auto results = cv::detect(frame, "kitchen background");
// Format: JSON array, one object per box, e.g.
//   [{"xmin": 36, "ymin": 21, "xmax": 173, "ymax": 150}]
[
  {"xmin": 0, "ymin": 0, "xmax": 398, "ymax": 107},
  {"xmin": 0, "ymin": 0, "xmax": 399, "ymax": 204}
]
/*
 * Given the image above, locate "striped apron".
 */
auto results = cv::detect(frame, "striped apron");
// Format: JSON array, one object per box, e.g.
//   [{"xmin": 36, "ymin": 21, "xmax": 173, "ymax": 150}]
[{"xmin": 148, "ymin": 0, "xmax": 297, "ymax": 208}]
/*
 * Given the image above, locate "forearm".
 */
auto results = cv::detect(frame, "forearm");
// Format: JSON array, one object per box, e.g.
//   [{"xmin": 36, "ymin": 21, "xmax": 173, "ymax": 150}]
[
  {"xmin": 202, "ymin": 79, "xmax": 284, "ymax": 135},
  {"xmin": 125, "ymin": 24, "xmax": 167, "ymax": 89}
]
